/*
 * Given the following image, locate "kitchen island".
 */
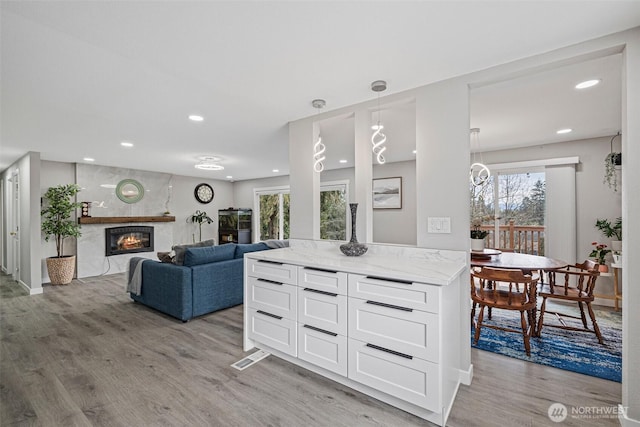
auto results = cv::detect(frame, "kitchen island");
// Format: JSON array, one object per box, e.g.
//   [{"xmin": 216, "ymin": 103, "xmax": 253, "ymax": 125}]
[{"xmin": 243, "ymin": 239, "xmax": 469, "ymax": 426}]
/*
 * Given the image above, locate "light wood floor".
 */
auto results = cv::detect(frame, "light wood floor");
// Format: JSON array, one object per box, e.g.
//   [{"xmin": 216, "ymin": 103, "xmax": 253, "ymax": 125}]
[{"xmin": 1, "ymin": 272, "xmax": 621, "ymax": 426}]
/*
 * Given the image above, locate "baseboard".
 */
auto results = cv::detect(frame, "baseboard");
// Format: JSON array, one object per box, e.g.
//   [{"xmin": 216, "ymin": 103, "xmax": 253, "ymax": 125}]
[
  {"xmin": 1, "ymin": 266, "xmax": 7, "ymax": 273},
  {"xmin": 18, "ymin": 280, "xmax": 43, "ymax": 295},
  {"xmin": 459, "ymin": 363, "xmax": 474, "ymax": 385},
  {"xmin": 619, "ymin": 404, "xmax": 640, "ymax": 426}
]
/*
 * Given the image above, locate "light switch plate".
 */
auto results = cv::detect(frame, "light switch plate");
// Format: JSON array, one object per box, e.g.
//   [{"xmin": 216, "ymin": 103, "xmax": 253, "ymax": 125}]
[{"xmin": 428, "ymin": 217, "xmax": 451, "ymax": 234}]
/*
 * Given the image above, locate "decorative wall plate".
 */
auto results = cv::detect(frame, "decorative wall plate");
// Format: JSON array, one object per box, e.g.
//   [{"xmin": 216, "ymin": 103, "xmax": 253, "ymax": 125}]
[{"xmin": 194, "ymin": 183, "xmax": 214, "ymax": 204}]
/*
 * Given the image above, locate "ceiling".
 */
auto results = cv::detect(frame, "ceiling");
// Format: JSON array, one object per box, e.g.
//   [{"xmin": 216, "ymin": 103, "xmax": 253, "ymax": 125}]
[{"xmin": 1, "ymin": 2, "xmax": 638, "ymax": 180}]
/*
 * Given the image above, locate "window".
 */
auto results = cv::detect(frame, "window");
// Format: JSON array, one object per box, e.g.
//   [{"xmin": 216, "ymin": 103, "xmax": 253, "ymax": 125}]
[
  {"xmin": 320, "ymin": 183, "xmax": 348, "ymax": 241},
  {"xmin": 256, "ymin": 189, "xmax": 290, "ymax": 241},
  {"xmin": 471, "ymin": 169, "xmax": 546, "ymax": 254},
  {"xmin": 254, "ymin": 181, "xmax": 348, "ymax": 241}
]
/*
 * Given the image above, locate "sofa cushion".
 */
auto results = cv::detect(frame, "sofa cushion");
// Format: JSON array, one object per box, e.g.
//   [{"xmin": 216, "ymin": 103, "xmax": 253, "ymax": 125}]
[
  {"xmin": 183, "ymin": 244, "xmax": 237, "ymax": 267},
  {"xmin": 234, "ymin": 242, "xmax": 270, "ymax": 259},
  {"xmin": 172, "ymin": 239, "xmax": 215, "ymax": 265}
]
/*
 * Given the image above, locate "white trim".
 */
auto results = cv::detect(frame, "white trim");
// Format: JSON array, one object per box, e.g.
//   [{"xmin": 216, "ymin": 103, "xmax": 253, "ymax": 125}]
[
  {"xmin": 459, "ymin": 364, "xmax": 473, "ymax": 385},
  {"xmin": 619, "ymin": 404, "xmax": 640, "ymax": 426},
  {"xmin": 18, "ymin": 279, "xmax": 42, "ymax": 295},
  {"xmin": 487, "ymin": 156, "xmax": 579, "ymax": 171}
]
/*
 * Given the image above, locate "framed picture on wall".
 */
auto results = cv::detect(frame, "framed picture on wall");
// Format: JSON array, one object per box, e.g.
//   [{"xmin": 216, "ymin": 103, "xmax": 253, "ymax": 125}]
[{"xmin": 372, "ymin": 177, "xmax": 402, "ymax": 209}]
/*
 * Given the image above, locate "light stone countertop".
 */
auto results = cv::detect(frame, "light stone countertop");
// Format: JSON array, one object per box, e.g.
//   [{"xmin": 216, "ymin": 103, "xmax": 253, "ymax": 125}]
[{"xmin": 246, "ymin": 240, "xmax": 467, "ymax": 286}]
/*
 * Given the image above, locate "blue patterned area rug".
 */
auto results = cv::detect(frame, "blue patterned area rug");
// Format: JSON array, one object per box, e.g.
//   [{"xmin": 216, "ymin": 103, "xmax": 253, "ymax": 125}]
[{"xmin": 471, "ymin": 302, "xmax": 622, "ymax": 382}]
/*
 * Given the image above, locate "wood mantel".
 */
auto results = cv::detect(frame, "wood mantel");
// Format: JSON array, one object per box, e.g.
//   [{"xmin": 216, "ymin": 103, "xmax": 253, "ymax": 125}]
[{"xmin": 78, "ymin": 216, "xmax": 175, "ymax": 224}]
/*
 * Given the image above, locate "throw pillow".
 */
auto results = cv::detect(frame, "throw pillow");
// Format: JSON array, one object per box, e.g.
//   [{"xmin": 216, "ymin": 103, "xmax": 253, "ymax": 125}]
[
  {"xmin": 235, "ymin": 242, "xmax": 270, "ymax": 259},
  {"xmin": 157, "ymin": 251, "xmax": 173, "ymax": 263},
  {"xmin": 172, "ymin": 239, "xmax": 215, "ymax": 265},
  {"xmin": 183, "ymin": 244, "xmax": 237, "ymax": 267}
]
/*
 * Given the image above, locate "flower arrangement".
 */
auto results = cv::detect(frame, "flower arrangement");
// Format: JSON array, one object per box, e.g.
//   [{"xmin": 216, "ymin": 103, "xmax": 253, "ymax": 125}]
[{"xmin": 589, "ymin": 242, "xmax": 611, "ymax": 265}]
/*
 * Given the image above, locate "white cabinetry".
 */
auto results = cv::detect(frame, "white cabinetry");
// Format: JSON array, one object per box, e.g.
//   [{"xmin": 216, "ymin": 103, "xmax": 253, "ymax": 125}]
[{"xmin": 243, "ymin": 247, "xmax": 465, "ymax": 426}]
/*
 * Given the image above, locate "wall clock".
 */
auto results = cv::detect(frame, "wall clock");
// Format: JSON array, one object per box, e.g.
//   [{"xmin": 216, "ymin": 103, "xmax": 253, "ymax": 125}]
[{"xmin": 194, "ymin": 183, "xmax": 214, "ymax": 204}]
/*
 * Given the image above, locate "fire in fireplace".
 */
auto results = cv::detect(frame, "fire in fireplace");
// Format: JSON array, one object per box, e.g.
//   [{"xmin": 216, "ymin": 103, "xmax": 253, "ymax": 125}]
[{"xmin": 105, "ymin": 226, "xmax": 154, "ymax": 256}]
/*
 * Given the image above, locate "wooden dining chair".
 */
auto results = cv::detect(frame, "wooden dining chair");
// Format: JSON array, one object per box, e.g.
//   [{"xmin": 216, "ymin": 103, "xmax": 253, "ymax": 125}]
[
  {"xmin": 536, "ymin": 261, "xmax": 603, "ymax": 344},
  {"xmin": 471, "ymin": 267, "xmax": 538, "ymax": 356}
]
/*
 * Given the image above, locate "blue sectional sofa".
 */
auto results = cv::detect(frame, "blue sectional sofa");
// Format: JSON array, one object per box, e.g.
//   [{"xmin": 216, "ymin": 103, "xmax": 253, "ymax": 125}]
[{"xmin": 129, "ymin": 242, "xmax": 270, "ymax": 321}]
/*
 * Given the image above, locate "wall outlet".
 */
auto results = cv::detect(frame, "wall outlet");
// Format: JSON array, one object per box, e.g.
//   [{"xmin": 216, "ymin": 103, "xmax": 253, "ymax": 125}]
[{"xmin": 428, "ymin": 217, "xmax": 451, "ymax": 234}]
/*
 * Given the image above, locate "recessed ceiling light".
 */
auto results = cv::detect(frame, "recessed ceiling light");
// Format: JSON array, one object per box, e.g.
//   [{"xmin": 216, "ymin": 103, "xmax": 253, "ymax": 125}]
[
  {"xmin": 412, "ymin": 150, "xmax": 417, "ymax": 154},
  {"xmin": 189, "ymin": 115, "xmax": 204, "ymax": 122},
  {"xmin": 120, "ymin": 141, "xmax": 134, "ymax": 147},
  {"xmin": 272, "ymin": 169, "xmax": 279, "ymax": 173},
  {"xmin": 556, "ymin": 128, "xmax": 573, "ymax": 134},
  {"xmin": 100, "ymin": 184, "xmax": 117, "ymax": 189},
  {"xmin": 83, "ymin": 157, "xmax": 95, "ymax": 162},
  {"xmin": 339, "ymin": 159, "xmax": 348, "ymax": 164},
  {"xmin": 226, "ymin": 175, "xmax": 233, "ymax": 179},
  {"xmin": 575, "ymin": 79, "xmax": 601, "ymax": 89}
]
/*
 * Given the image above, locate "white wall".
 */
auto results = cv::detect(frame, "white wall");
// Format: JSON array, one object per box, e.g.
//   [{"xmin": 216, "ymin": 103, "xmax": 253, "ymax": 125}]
[
  {"xmin": 373, "ymin": 160, "xmax": 417, "ymax": 245},
  {"xmin": 1, "ymin": 152, "xmax": 42, "ymax": 293}
]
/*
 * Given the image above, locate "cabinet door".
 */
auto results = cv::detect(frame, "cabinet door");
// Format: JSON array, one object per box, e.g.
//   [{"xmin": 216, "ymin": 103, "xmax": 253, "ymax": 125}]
[
  {"xmin": 348, "ymin": 274, "xmax": 440, "ymax": 314},
  {"xmin": 247, "ymin": 308, "xmax": 297, "ymax": 356},
  {"xmin": 298, "ymin": 324, "xmax": 347, "ymax": 376},
  {"xmin": 349, "ymin": 298, "xmax": 439, "ymax": 363},
  {"xmin": 298, "ymin": 267, "xmax": 348, "ymax": 295},
  {"xmin": 247, "ymin": 258, "xmax": 297, "ymax": 285},
  {"xmin": 247, "ymin": 277, "xmax": 297, "ymax": 321},
  {"xmin": 298, "ymin": 288, "xmax": 347, "ymax": 336},
  {"xmin": 348, "ymin": 339, "xmax": 440, "ymax": 411}
]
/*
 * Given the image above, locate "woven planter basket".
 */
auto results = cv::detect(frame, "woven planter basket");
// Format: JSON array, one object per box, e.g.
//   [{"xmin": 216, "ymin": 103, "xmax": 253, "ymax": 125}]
[{"xmin": 46, "ymin": 255, "xmax": 76, "ymax": 285}]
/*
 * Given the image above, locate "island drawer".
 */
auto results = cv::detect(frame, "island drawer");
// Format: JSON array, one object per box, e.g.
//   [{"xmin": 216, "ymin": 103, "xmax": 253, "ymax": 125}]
[
  {"xmin": 298, "ymin": 288, "xmax": 347, "ymax": 336},
  {"xmin": 247, "ymin": 308, "xmax": 297, "ymax": 356},
  {"xmin": 348, "ymin": 297, "xmax": 439, "ymax": 363},
  {"xmin": 298, "ymin": 324, "xmax": 347, "ymax": 376},
  {"xmin": 348, "ymin": 274, "xmax": 440, "ymax": 314},
  {"xmin": 247, "ymin": 258, "xmax": 297, "ymax": 285},
  {"xmin": 247, "ymin": 276, "xmax": 297, "ymax": 321},
  {"xmin": 348, "ymin": 338, "xmax": 439, "ymax": 411},
  {"xmin": 298, "ymin": 267, "xmax": 348, "ymax": 295}
]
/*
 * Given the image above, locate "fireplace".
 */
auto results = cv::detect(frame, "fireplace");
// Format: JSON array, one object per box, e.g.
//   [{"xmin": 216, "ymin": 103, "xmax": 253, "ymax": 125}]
[{"xmin": 105, "ymin": 226, "xmax": 154, "ymax": 256}]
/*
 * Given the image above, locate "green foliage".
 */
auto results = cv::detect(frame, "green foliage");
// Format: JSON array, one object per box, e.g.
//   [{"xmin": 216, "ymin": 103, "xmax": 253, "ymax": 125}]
[
  {"xmin": 603, "ymin": 152, "xmax": 620, "ymax": 192},
  {"xmin": 259, "ymin": 194, "xmax": 281, "ymax": 240},
  {"xmin": 187, "ymin": 210, "xmax": 214, "ymax": 242},
  {"xmin": 595, "ymin": 217, "xmax": 622, "ymax": 241},
  {"xmin": 320, "ymin": 190, "xmax": 346, "ymax": 240},
  {"xmin": 41, "ymin": 184, "xmax": 82, "ymax": 257},
  {"xmin": 589, "ymin": 242, "xmax": 611, "ymax": 264}
]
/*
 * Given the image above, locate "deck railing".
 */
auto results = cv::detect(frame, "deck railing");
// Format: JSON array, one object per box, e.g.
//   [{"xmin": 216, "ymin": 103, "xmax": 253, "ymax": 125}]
[{"xmin": 476, "ymin": 220, "xmax": 545, "ymax": 255}]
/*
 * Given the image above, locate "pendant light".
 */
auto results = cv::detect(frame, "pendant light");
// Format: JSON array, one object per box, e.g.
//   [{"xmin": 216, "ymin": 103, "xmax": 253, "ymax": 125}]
[
  {"xmin": 371, "ymin": 80, "xmax": 387, "ymax": 164},
  {"xmin": 470, "ymin": 128, "xmax": 490, "ymax": 187},
  {"xmin": 312, "ymin": 99, "xmax": 326, "ymax": 173}
]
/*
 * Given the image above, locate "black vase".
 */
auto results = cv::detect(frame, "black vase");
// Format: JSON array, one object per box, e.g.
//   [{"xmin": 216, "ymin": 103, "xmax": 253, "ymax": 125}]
[{"xmin": 340, "ymin": 203, "xmax": 368, "ymax": 257}]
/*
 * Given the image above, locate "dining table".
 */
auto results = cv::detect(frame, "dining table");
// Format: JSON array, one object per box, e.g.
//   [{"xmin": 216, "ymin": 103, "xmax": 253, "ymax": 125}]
[{"xmin": 470, "ymin": 250, "xmax": 569, "ymax": 337}]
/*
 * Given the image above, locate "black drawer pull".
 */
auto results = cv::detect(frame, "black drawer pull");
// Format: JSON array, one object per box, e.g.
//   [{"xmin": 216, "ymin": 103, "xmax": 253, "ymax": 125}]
[
  {"xmin": 365, "ymin": 276, "xmax": 413, "ymax": 285},
  {"xmin": 257, "ymin": 278, "xmax": 282, "ymax": 285},
  {"xmin": 304, "ymin": 266, "xmax": 338, "ymax": 274},
  {"xmin": 256, "ymin": 310, "xmax": 282, "ymax": 320},
  {"xmin": 366, "ymin": 300, "xmax": 413, "ymax": 312},
  {"xmin": 303, "ymin": 288, "xmax": 338, "ymax": 297},
  {"xmin": 303, "ymin": 324, "xmax": 338, "ymax": 337},
  {"xmin": 257, "ymin": 260, "xmax": 283, "ymax": 265},
  {"xmin": 366, "ymin": 343, "xmax": 413, "ymax": 360}
]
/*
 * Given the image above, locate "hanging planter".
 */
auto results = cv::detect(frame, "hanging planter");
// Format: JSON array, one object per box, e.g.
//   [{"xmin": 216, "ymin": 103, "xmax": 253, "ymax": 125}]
[{"xmin": 603, "ymin": 132, "xmax": 621, "ymax": 192}]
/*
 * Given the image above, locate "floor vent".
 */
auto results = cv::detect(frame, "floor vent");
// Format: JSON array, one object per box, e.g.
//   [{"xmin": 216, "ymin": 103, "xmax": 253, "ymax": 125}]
[{"xmin": 231, "ymin": 350, "xmax": 270, "ymax": 371}]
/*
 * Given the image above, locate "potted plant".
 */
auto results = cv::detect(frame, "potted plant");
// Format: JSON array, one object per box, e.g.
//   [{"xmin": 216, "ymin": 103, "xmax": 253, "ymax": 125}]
[
  {"xmin": 41, "ymin": 184, "xmax": 82, "ymax": 285},
  {"xmin": 470, "ymin": 219, "xmax": 489, "ymax": 251},
  {"xmin": 589, "ymin": 242, "xmax": 611, "ymax": 272},
  {"xmin": 595, "ymin": 217, "xmax": 622, "ymax": 251},
  {"xmin": 187, "ymin": 210, "xmax": 214, "ymax": 242}
]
